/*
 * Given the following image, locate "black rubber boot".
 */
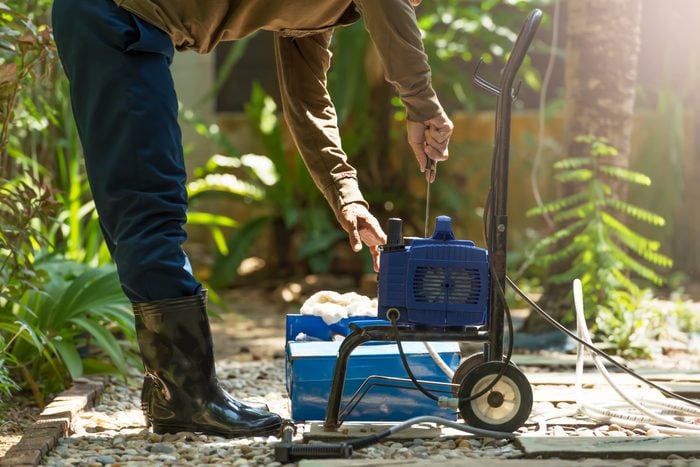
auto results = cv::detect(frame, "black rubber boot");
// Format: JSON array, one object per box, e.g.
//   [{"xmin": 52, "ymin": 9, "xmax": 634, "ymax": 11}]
[{"xmin": 134, "ymin": 292, "xmax": 282, "ymax": 437}]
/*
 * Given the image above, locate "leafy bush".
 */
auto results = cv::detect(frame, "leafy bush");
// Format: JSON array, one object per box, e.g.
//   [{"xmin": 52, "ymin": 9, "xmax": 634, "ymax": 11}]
[
  {"xmin": 1, "ymin": 1, "xmax": 137, "ymax": 403},
  {"xmin": 184, "ymin": 84, "xmax": 346, "ymax": 287},
  {"xmin": 0, "ymin": 334, "xmax": 19, "ymax": 401},
  {"xmin": 7, "ymin": 256, "xmax": 136, "ymax": 399},
  {"xmin": 0, "ymin": 1, "xmax": 56, "ymax": 177},
  {"xmin": 527, "ymin": 135, "xmax": 673, "ymax": 346}
]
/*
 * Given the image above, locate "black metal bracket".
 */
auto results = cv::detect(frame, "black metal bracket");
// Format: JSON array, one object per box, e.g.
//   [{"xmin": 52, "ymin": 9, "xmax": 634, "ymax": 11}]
[{"xmin": 323, "ymin": 324, "xmax": 488, "ymax": 430}]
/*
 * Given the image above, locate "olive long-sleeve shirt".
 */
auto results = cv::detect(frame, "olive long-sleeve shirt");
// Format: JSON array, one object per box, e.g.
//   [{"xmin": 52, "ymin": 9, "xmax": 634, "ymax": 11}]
[{"xmin": 114, "ymin": 0, "xmax": 443, "ymax": 217}]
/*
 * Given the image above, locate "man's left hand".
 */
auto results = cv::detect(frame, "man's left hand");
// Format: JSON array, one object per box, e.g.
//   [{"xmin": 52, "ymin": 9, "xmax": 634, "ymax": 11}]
[{"xmin": 338, "ymin": 203, "xmax": 387, "ymax": 272}]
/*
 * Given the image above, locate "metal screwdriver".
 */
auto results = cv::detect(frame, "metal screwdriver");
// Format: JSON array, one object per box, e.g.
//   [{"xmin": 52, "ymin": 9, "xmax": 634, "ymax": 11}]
[{"xmin": 424, "ymin": 158, "xmax": 436, "ymax": 238}]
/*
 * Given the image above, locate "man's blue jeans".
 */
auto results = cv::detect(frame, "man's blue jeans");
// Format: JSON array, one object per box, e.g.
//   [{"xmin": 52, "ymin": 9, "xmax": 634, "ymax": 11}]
[{"xmin": 52, "ymin": 0, "xmax": 202, "ymax": 302}]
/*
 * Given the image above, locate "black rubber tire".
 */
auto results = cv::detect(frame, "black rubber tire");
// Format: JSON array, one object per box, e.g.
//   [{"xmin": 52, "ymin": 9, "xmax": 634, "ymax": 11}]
[
  {"xmin": 458, "ymin": 361, "xmax": 533, "ymax": 433},
  {"xmin": 451, "ymin": 353, "xmax": 519, "ymax": 396}
]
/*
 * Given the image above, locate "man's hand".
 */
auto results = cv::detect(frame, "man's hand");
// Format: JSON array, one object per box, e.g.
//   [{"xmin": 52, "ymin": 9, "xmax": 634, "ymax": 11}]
[
  {"xmin": 407, "ymin": 112, "xmax": 454, "ymax": 182},
  {"xmin": 338, "ymin": 203, "xmax": 387, "ymax": 272}
]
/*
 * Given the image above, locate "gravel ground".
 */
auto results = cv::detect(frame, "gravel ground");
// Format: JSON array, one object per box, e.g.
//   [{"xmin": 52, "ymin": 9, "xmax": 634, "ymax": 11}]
[
  {"xmin": 40, "ymin": 355, "xmax": 700, "ymax": 467},
  {"xmin": 33, "ymin": 285, "xmax": 700, "ymax": 466},
  {"xmin": 41, "ymin": 359, "xmax": 534, "ymax": 467}
]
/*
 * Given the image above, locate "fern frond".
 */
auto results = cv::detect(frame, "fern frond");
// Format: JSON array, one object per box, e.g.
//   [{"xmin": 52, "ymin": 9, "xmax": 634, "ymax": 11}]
[
  {"xmin": 555, "ymin": 169, "xmax": 593, "ymax": 183},
  {"xmin": 526, "ymin": 192, "xmax": 588, "ymax": 217},
  {"xmin": 610, "ymin": 269, "xmax": 641, "ymax": 296},
  {"xmin": 609, "ymin": 243, "xmax": 665, "ymax": 286},
  {"xmin": 600, "ymin": 212, "xmax": 661, "ymax": 252},
  {"xmin": 548, "ymin": 260, "xmax": 591, "ymax": 285},
  {"xmin": 605, "ymin": 199, "xmax": 666, "ymax": 226},
  {"xmin": 552, "ymin": 202, "xmax": 596, "ymax": 223},
  {"xmin": 638, "ymin": 250, "xmax": 673, "ymax": 268},
  {"xmin": 599, "ymin": 166, "xmax": 651, "ymax": 186},
  {"xmin": 535, "ymin": 241, "xmax": 586, "ymax": 267},
  {"xmin": 553, "ymin": 158, "xmax": 592, "ymax": 170},
  {"xmin": 531, "ymin": 218, "xmax": 588, "ymax": 252}
]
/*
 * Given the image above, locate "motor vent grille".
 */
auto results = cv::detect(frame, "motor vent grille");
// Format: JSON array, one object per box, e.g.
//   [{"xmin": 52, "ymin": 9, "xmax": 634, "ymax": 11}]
[{"xmin": 412, "ymin": 266, "xmax": 482, "ymax": 304}]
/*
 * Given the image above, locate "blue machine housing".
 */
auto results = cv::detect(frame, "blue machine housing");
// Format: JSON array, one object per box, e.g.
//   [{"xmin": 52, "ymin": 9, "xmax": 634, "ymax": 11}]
[{"xmin": 378, "ymin": 215, "xmax": 490, "ymax": 328}]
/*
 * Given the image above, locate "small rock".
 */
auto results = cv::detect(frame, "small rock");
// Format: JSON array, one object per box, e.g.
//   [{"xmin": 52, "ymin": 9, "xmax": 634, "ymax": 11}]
[
  {"xmin": 457, "ymin": 439, "xmax": 472, "ymax": 449},
  {"xmin": 150, "ymin": 443, "xmax": 176, "ymax": 454},
  {"xmin": 94, "ymin": 455, "xmax": 115, "ymax": 465},
  {"xmin": 646, "ymin": 427, "xmax": 661, "ymax": 436}
]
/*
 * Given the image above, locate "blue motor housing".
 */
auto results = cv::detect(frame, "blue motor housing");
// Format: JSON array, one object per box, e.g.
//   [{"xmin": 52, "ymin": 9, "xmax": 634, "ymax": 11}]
[{"xmin": 378, "ymin": 215, "xmax": 490, "ymax": 328}]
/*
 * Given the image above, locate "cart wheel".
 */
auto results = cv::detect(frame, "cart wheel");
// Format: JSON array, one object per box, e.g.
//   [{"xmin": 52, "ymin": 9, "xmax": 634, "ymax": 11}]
[
  {"xmin": 451, "ymin": 353, "xmax": 518, "ymax": 396},
  {"xmin": 458, "ymin": 361, "xmax": 533, "ymax": 433}
]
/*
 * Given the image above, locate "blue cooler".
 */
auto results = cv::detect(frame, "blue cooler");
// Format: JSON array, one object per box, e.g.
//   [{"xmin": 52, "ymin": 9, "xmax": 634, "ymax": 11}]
[{"xmin": 285, "ymin": 314, "xmax": 460, "ymax": 422}]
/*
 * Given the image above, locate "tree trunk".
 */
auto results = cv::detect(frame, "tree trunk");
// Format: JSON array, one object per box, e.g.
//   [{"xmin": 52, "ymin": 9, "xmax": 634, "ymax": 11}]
[
  {"xmin": 524, "ymin": 0, "xmax": 643, "ymax": 332},
  {"xmin": 564, "ymin": 0, "xmax": 642, "ymax": 188}
]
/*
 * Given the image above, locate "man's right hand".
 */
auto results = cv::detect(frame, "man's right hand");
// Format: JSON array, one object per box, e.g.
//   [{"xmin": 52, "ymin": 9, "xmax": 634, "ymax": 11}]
[{"xmin": 407, "ymin": 112, "xmax": 454, "ymax": 182}]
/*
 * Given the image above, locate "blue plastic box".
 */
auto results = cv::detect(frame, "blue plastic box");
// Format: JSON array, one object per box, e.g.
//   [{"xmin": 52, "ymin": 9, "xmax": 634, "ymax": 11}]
[{"xmin": 285, "ymin": 314, "xmax": 460, "ymax": 422}]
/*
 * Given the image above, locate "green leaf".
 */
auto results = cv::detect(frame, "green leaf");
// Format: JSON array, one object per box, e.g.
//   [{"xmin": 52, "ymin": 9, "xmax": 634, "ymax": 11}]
[
  {"xmin": 553, "ymin": 157, "xmax": 592, "ymax": 170},
  {"xmin": 209, "ymin": 216, "xmax": 272, "ymax": 288},
  {"xmin": 608, "ymin": 243, "xmax": 665, "ymax": 286},
  {"xmin": 187, "ymin": 173, "xmax": 264, "ymax": 200},
  {"xmin": 599, "ymin": 166, "xmax": 651, "ymax": 186},
  {"xmin": 53, "ymin": 338, "xmax": 83, "ymax": 380},
  {"xmin": 535, "ymin": 240, "xmax": 586, "ymax": 267},
  {"xmin": 530, "ymin": 218, "xmax": 588, "ymax": 252},
  {"xmin": 52, "ymin": 265, "xmax": 125, "ymax": 326},
  {"xmin": 69, "ymin": 316, "xmax": 129, "ymax": 377},
  {"xmin": 551, "ymin": 202, "xmax": 595, "ymax": 223},
  {"xmin": 210, "ymin": 227, "xmax": 229, "ymax": 256},
  {"xmin": 526, "ymin": 192, "xmax": 588, "ymax": 217},
  {"xmin": 600, "ymin": 212, "xmax": 661, "ymax": 254},
  {"xmin": 186, "ymin": 212, "xmax": 238, "ymax": 228},
  {"xmin": 554, "ymin": 169, "xmax": 593, "ymax": 183},
  {"xmin": 605, "ymin": 199, "xmax": 666, "ymax": 226}
]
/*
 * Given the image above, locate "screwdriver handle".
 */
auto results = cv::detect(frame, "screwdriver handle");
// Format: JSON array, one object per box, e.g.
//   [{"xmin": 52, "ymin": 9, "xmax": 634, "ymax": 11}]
[{"xmin": 425, "ymin": 158, "xmax": 437, "ymax": 182}]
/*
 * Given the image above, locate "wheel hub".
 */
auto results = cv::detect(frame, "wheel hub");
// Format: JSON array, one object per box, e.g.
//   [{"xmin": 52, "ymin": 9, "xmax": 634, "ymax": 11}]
[{"xmin": 487, "ymin": 391, "xmax": 505, "ymax": 408}]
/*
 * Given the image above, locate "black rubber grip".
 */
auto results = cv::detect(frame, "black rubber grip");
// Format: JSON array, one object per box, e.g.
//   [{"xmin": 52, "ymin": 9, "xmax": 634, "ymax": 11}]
[{"xmin": 275, "ymin": 442, "xmax": 353, "ymax": 462}]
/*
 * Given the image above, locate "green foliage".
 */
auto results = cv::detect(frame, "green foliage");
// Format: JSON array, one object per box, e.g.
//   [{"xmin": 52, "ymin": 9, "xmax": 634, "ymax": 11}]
[
  {"xmin": 0, "ymin": 331, "xmax": 19, "ymax": 401},
  {"xmin": 594, "ymin": 288, "xmax": 662, "ymax": 359},
  {"xmin": 5, "ymin": 255, "xmax": 136, "ymax": 401},
  {"xmin": 417, "ymin": 0, "xmax": 551, "ymax": 111},
  {"xmin": 0, "ymin": 0, "xmax": 56, "ymax": 176},
  {"xmin": 1, "ymin": 1, "xmax": 137, "ymax": 403},
  {"xmin": 527, "ymin": 135, "xmax": 673, "ymax": 332},
  {"xmin": 184, "ymin": 84, "xmax": 346, "ymax": 287}
]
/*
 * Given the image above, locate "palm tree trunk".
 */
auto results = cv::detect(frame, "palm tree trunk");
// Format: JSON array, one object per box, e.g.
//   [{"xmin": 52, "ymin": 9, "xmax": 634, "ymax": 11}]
[{"xmin": 524, "ymin": 0, "xmax": 643, "ymax": 332}]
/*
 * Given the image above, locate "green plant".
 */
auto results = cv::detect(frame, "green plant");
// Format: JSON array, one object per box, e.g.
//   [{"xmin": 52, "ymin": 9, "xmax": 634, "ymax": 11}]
[
  {"xmin": 0, "ymin": 334, "xmax": 19, "ymax": 401},
  {"xmin": 1, "ymin": 1, "xmax": 138, "ymax": 403},
  {"xmin": 184, "ymin": 84, "xmax": 346, "ymax": 287},
  {"xmin": 0, "ymin": 177, "xmax": 55, "ymax": 403},
  {"xmin": 527, "ymin": 135, "xmax": 673, "ymax": 325},
  {"xmin": 0, "ymin": 1, "xmax": 55, "ymax": 175},
  {"xmin": 417, "ymin": 0, "xmax": 550, "ymax": 112},
  {"xmin": 594, "ymin": 288, "xmax": 664, "ymax": 358},
  {"xmin": 6, "ymin": 255, "xmax": 136, "ymax": 404}
]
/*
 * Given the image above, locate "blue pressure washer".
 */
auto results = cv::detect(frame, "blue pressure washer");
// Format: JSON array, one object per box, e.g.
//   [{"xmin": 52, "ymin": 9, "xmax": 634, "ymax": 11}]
[{"xmin": 276, "ymin": 9, "xmax": 543, "ymax": 462}]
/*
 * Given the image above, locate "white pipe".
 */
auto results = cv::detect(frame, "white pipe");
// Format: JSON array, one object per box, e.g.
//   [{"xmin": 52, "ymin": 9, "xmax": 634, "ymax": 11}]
[
  {"xmin": 572, "ymin": 279, "xmax": 700, "ymax": 434},
  {"xmin": 423, "ymin": 342, "xmax": 455, "ymax": 379}
]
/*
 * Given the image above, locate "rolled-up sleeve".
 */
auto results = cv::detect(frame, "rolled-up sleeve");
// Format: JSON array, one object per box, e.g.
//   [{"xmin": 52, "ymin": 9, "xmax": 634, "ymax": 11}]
[
  {"xmin": 353, "ymin": 0, "xmax": 443, "ymax": 122},
  {"xmin": 274, "ymin": 31, "xmax": 367, "ymax": 219}
]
